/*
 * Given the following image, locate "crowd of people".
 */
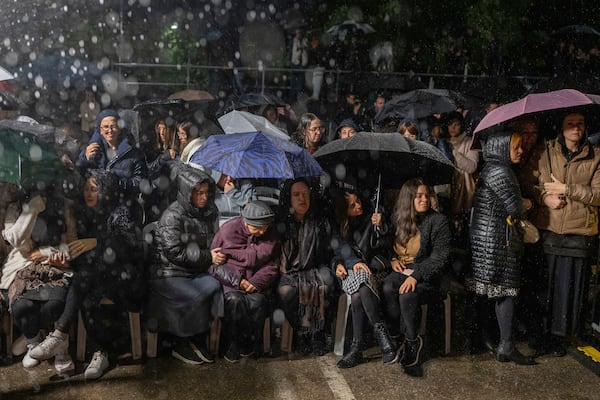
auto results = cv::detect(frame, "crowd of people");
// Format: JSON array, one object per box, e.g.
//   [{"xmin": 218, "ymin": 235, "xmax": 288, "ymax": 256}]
[{"xmin": 0, "ymin": 89, "xmax": 598, "ymax": 383}]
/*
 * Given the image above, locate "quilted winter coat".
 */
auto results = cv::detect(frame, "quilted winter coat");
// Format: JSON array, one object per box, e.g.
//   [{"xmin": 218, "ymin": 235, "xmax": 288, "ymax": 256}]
[{"xmin": 470, "ymin": 134, "xmax": 526, "ymax": 294}]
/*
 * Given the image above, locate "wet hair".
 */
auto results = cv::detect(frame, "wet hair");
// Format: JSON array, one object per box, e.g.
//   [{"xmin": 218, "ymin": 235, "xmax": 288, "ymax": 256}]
[
  {"xmin": 333, "ymin": 188, "xmax": 366, "ymax": 241},
  {"xmin": 154, "ymin": 119, "xmax": 173, "ymax": 151},
  {"xmin": 398, "ymin": 121, "xmax": 420, "ymax": 138},
  {"xmin": 294, "ymin": 113, "xmax": 321, "ymax": 146},
  {"xmin": 392, "ymin": 178, "xmax": 433, "ymax": 246}
]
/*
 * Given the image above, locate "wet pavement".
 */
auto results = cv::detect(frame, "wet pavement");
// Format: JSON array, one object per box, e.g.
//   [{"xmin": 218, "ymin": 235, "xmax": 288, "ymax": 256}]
[{"xmin": 1, "ymin": 343, "xmax": 598, "ymax": 400}]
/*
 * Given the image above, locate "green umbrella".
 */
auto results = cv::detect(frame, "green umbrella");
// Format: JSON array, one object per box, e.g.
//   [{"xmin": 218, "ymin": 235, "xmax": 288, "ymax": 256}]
[{"xmin": 0, "ymin": 126, "xmax": 66, "ymax": 188}]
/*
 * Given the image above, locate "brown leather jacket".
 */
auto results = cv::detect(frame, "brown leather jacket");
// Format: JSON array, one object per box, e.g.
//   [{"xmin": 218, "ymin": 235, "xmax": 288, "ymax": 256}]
[{"xmin": 520, "ymin": 138, "xmax": 600, "ymax": 236}]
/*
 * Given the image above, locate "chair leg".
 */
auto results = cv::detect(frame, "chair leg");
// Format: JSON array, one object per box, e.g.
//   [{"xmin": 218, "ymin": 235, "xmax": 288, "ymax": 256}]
[
  {"xmin": 333, "ymin": 294, "xmax": 351, "ymax": 356},
  {"xmin": 418, "ymin": 304, "xmax": 428, "ymax": 337},
  {"xmin": 263, "ymin": 317, "xmax": 271, "ymax": 355},
  {"xmin": 2, "ymin": 311, "xmax": 13, "ymax": 358},
  {"xmin": 76, "ymin": 311, "xmax": 86, "ymax": 362},
  {"xmin": 281, "ymin": 319, "xmax": 293, "ymax": 353},
  {"xmin": 147, "ymin": 331, "xmax": 158, "ymax": 358},
  {"xmin": 209, "ymin": 318, "xmax": 221, "ymax": 355},
  {"xmin": 128, "ymin": 312, "xmax": 142, "ymax": 360},
  {"xmin": 444, "ymin": 293, "xmax": 452, "ymax": 355}
]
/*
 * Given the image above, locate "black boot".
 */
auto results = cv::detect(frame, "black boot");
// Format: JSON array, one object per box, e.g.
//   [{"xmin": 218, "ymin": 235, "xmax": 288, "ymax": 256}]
[
  {"xmin": 336, "ymin": 339, "xmax": 363, "ymax": 369},
  {"xmin": 496, "ymin": 342, "xmax": 537, "ymax": 365},
  {"xmin": 373, "ymin": 322, "xmax": 399, "ymax": 364},
  {"xmin": 400, "ymin": 336, "xmax": 423, "ymax": 367}
]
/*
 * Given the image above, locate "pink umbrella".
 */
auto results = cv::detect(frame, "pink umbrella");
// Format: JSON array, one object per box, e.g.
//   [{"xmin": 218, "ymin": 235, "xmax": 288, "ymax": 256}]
[{"xmin": 472, "ymin": 89, "xmax": 600, "ymax": 148}]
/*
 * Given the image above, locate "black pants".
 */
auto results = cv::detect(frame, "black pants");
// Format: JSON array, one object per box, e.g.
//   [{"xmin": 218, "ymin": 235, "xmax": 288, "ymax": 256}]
[
  {"xmin": 382, "ymin": 271, "xmax": 438, "ymax": 339},
  {"xmin": 12, "ymin": 298, "xmax": 64, "ymax": 340},
  {"xmin": 223, "ymin": 291, "xmax": 268, "ymax": 347}
]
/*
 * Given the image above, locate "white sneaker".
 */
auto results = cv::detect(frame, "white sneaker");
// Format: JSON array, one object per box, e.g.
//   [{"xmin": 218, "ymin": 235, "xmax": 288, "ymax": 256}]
[
  {"xmin": 84, "ymin": 351, "xmax": 109, "ymax": 380},
  {"xmin": 12, "ymin": 334, "xmax": 28, "ymax": 356},
  {"xmin": 22, "ymin": 344, "xmax": 41, "ymax": 369},
  {"xmin": 54, "ymin": 351, "xmax": 75, "ymax": 375},
  {"xmin": 30, "ymin": 333, "xmax": 68, "ymax": 360}
]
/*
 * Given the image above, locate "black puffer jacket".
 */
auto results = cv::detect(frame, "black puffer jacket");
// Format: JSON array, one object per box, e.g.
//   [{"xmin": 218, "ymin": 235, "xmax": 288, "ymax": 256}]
[
  {"xmin": 470, "ymin": 134, "xmax": 525, "ymax": 289},
  {"xmin": 149, "ymin": 167, "xmax": 219, "ymax": 279}
]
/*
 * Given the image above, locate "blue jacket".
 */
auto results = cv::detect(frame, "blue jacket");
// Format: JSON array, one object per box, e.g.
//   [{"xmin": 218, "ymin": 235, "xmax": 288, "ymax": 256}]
[{"xmin": 76, "ymin": 130, "xmax": 148, "ymax": 194}]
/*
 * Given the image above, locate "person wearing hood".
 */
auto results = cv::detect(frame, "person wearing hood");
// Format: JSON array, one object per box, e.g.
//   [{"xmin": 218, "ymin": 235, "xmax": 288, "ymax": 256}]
[
  {"xmin": 209, "ymin": 201, "xmax": 280, "ymax": 363},
  {"xmin": 468, "ymin": 132, "xmax": 536, "ymax": 365},
  {"xmin": 334, "ymin": 118, "xmax": 359, "ymax": 140},
  {"xmin": 147, "ymin": 167, "xmax": 224, "ymax": 365},
  {"xmin": 75, "ymin": 109, "xmax": 148, "ymax": 196},
  {"xmin": 521, "ymin": 111, "xmax": 600, "ymax": 357}
]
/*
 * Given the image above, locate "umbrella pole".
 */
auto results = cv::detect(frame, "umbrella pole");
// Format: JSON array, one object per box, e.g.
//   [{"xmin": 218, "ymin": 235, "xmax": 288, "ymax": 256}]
[{"xmin": 375, "ymin": 173, "xmax": 381, "ymax": 213}]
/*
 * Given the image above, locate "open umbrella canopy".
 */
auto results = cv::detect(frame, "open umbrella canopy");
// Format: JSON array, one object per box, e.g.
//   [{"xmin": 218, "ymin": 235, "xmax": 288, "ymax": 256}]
[
  {"xmin": 189, "ymin": 131, "xmax": 322, "ymax": 179},
  {"xmin": 313, "ymin": 132, "xmax": 455, "ymax": 188},
  {"xmin": 375, "ymin": 89, "xmax": 459, "ymax": 123},
  {"xmin": 326, "ymin": 20, "xmax": 375, "ymax": 40},
  {"xmin": 167, "ymin": 89, "xmax": 215, "ymax": 101},
  {"xmin": 217, "ymin": 92, "xmax": 287, "ymax": 116},
  {"xmin": 218, "ymin": 110, "xmax": 289, "ymax": 140},
  {"xmin": 0, "ymin": 125, "xmax": 67, "ymax": 188},
  {"xmin": 472, "ymin": 89, "xmax": 600, "ymax": 148}
]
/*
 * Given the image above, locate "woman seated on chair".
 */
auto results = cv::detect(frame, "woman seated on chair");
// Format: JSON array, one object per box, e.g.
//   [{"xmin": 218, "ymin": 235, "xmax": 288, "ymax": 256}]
[
  {"xmin": 29, "ymin": 169, "xmax": 145, "ymax": 379},
  {"xmin": 209, "ymin": 201, "xmax": 280, "ymax": 363},
  {"xmin": 331, "ymin": 187, "xmax": 398, "ymax": 369},
  {"xmin": 276, "ymin": 178, "xmax": 337, "ymax": 356},
  {"xmin": 381, "ymin": 178, "xmax": 451, "ymax": 377},
  {"xmin": 147, "ymin": 166, "xmax": 224, "ymax": 365},
  {"xmin": 0, "ymin": 186, "xmax": 76, "ymax": 371}
]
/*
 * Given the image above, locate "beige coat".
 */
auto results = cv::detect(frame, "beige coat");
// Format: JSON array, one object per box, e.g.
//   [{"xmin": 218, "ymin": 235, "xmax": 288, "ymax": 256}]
[{"xmin": 520, "ymin": 138, "xmax": 600, "ymax": 236}]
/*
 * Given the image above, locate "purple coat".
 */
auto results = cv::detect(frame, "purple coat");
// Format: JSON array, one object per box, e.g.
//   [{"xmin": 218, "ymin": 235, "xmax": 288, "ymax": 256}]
[{"xmin": 209, "ymin": 217, "xmax": 280, "ymax": 293}]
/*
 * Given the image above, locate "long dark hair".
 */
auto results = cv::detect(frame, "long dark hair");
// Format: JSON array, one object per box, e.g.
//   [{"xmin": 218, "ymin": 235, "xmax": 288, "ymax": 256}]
[
  {"xmin": 392, "ymin": 178, "xmax": 433, "ymax": 246},
  {"xmin": 334, "ymin": 188, "xmax": 367, "ymax": 241},
  {"xmin": 293, "ymin": 112, "xmax": 320, "ymax": 148}
]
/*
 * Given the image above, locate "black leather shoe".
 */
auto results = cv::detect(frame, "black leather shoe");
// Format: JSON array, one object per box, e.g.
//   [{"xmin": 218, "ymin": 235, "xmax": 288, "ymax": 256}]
[
  {"xmin": 548, "ymin": 343, "xmax": 567, "ymax": 357},
  {"xmin": 496, "ymin": 348, "xmax": 537, "ymax": 365}
]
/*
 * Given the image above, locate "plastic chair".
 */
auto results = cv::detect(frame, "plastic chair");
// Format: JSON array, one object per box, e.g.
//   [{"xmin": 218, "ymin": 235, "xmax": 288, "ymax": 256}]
[
  {"xmin": 418, "ymin": 292, "xmax": 452, "ymax": 355},
  {"xmin": 76, "ymin": 301, "xmax": 143, "ymax": 362}
]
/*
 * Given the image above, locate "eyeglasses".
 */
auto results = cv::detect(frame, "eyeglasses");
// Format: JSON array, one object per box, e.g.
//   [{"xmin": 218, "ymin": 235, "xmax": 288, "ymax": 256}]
[
  {"xmin": 309, "ymin": 126, "xmax": 325, "ymax": 132},
  {"xmin": 100, "ymin": 125, "xmax": 118, "ymax": 132}
]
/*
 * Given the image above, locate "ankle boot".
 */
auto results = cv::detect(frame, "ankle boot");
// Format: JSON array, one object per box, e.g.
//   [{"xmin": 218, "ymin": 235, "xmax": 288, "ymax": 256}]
[
  {"xmin": 336, "ymin": 339, "xmax": 363, "ymax": 369},
  {"xmin": 373, "ymin": 322, "xmax": 399, "ymax": 364},
  {"xmin": 400, "ymin": 336, "xmax": 423, "ymax": 367}
]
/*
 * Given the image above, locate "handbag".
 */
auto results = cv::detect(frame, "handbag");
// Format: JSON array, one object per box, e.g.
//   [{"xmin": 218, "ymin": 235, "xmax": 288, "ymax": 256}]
[{"xmin": 518, "ymin": 220, "xmax": 540, "ymax": 244}]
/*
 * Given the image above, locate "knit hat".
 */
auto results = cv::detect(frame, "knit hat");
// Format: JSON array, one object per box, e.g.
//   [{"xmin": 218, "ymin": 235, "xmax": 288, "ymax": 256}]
[
  {"xmin": 242, "ymin": 201, "xmax": 275, "ymax": 226},
  {"xmin": 96, "ymin": 109, "xmax": 119, "ymax": 130}
]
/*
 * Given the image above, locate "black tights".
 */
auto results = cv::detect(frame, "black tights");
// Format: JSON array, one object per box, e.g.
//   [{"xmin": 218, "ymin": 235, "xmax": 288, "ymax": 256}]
[
  {"xmin": 350, "ymin": 285, "xmax": 382, "ymax": 342},
  {"xmin": 495, "ymin": 296, "xmax": 515, "ymax": 350},
  {"xmin": 11, "ymin": 298, "xmax": 64, "ymax": 341}
]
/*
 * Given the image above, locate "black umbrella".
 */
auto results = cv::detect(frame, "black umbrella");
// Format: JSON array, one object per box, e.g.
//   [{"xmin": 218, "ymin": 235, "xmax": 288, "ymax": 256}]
[
  {"xmin": 217, "ymin": 92, "xmax": 287, "ymax": 116},
  {"xmin": 313, "ymin": 131, "xmax": 455, "ymax": 194},
  {"xmin": 553, "ymin": 25, "xmax": 600, "ymax": 45},
  {"xmin": 326, "ymin": 20, "xmax": 375, "ymax": 40},
  {"xmin": 375, "ymin": 89, "xmax": 459, "ymax": 124}
]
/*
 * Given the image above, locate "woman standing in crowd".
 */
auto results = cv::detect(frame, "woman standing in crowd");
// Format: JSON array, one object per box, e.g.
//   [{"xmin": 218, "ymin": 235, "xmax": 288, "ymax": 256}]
[
  {"xmin": 521, "ymin": 111, "xmax": 600, "ymax": 356},
  {"xmin": 276, "ymin": 178, "xmax": 336, "ymax": 355},
  {"xmin": 292, "ymin": 113, "xmax": 325, "ymax": 154},
  {"xmin": 382, "ymin": 179, "xmax": 451, "ymax": 376},
  {"xmin": 469, "ymin": 132, "xmax": 536, "ymax": 365},
  {"xmin": 147, "ymin": 167, "xmax": 224, "ymax": 365},
  {"xmin": 332, "ymin": 188, "xmax": 398, "ymax": 369}
]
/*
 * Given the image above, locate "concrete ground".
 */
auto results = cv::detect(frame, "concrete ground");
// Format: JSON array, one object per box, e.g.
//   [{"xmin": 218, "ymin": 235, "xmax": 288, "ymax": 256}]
[{"xmin": 1, "ymin": 343, "xmax": 598, "ymax": 400}]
